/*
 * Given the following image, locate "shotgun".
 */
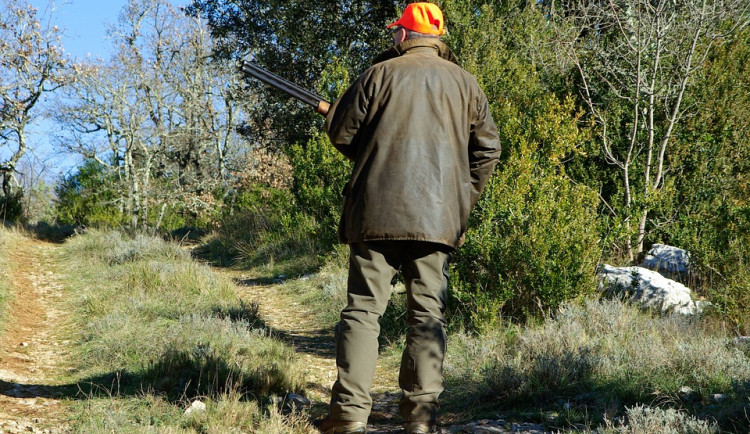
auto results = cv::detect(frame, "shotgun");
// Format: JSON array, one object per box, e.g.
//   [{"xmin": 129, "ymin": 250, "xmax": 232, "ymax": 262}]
[{"xmin": 239, "ymin": 60, "xmax": 331, "ymax": 116}]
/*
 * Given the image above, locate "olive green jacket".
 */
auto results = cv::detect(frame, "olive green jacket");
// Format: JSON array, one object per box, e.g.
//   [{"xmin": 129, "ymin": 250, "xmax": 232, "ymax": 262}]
[{"xmin": 324, "ymin": 38, "xmax": 501, "ymax": 248}]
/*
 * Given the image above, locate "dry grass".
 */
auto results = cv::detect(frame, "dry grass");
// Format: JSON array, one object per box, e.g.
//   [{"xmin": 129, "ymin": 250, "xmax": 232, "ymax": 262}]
[
  {"xmin": 57, "ymin": 229, "xmax": 309, "ymax": 431},
  {"xmin": 0, "ymin": 226, "xmax": 25, "ymax": 334},
  {"xmin": 601, "ymin": 405, "xmax": 719, "ymax": 433},
  {"xmin": 443, "ymin": 299, "xmax": 750, "ymax": 431}
]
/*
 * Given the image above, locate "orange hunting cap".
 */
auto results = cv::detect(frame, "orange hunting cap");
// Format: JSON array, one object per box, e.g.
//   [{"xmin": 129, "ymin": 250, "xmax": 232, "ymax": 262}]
[{"xmin": 387, "ymin": 2, "xmax": 446, "ymax": 36}]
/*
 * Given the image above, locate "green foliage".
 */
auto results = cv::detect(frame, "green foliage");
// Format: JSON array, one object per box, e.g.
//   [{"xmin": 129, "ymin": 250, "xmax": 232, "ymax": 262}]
[
  {"xmin": 452, "ymin": 151, "xmax": 600, "ymax": 325},
  {"xmin": 660, "ymin": 28, "xmax": 750, "ymax": 333},
  {"xmin": 288, "ymin": 131, "xmax": 352, "ymax": 247},
  {"xmin": 186, "ymin": 0, "xmax": 398, "ymax": 148},
  {"xmin": 54, "ymin": 159, "xmax": 124, "ymax": 228},
  {"xmin": 0, "ymin": 190, "xmax": 25, "ymax": 224},
  {"xmin": 436, "ymin": 1, "xmax": 601, "ymax": 326}
]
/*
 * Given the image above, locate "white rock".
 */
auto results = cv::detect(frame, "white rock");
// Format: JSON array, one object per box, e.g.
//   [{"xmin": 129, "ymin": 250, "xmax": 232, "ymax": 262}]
[
  {"xmin": 598, "ymin": 265, "xmax": 699, "ymax": 315},
  {"xmin": 641, "ymin": 244, "xmax": 690, "ymax": 276},
  {"xmin": 184, "ymin": 400, "xmax": 206, "ymax": 416}
]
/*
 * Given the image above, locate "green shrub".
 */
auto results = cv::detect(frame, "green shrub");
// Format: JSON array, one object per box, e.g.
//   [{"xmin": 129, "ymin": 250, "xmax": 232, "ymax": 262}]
[
  {"xmin": 287, "ymin": 130, "xmax": 351, "ymax": 249},
  {"xmin": 0, "ymin": 190, "xmax": 25, "ymax": 224},
  {"xmin": 54, "ymin": 159, "xmax": 124, "ymax": 228},
  {"xmin": 452, "ymin": 146, "xmax": 601, "ymax": 326}
]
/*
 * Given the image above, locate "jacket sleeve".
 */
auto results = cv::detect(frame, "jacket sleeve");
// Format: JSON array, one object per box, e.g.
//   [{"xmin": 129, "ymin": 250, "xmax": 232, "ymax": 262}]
[
  {"xmin": 468, "ymin": 89, "xmax": 501, "ymax": 208},
  {"xmin": 324, "ymin": 70, "xmax": 373, "ymax": 161}
]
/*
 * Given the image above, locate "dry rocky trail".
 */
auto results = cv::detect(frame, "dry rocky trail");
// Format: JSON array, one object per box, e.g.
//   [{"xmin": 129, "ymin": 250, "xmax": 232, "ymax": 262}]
[
  {"xmin": 0, "ymin": 238, "xmax": 71, "ymax": 434},
  {"xmin": 0, "ymin": 236, "xmax": 549, "ymax": 433}
]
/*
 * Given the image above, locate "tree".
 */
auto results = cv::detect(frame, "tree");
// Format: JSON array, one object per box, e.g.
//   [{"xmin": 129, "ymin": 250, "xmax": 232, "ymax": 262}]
[
  {"xmin": 549, "ymin": 0, "xmax": 750, "ymax": 261},
  {"xmin": 0, "ymin": 0, "xmax": 67, "ymax": 219},
  {"xmin": 56, "ymin": 0, "xmax": 247, "ymax": 231},
  {"xmin": 185, "ymin": 0, "xmax": 399, "ymax": 149}
]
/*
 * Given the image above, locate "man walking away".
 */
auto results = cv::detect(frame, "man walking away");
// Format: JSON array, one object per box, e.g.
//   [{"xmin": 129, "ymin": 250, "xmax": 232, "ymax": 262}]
[{"xmin": 315, "ymin": 3, "xmax": 501, "ymax": 433}]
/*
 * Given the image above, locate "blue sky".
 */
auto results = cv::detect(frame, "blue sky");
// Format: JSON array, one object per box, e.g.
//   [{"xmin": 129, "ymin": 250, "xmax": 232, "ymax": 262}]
[{"xmin": 30, "ymin": 0, "xmax": 129, "ymax": 61}]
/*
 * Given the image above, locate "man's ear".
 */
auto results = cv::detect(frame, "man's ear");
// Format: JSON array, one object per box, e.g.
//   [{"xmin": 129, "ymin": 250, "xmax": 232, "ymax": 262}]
[{"xmin": 395, "ymin": 27, "xmax": 407, "ymax": 44}]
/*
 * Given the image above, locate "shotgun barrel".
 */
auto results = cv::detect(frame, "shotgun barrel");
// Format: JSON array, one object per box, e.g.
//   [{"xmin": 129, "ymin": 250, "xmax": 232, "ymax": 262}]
[{"xmin": 240, "ymin": 60, "xmax": 331, "ymax": 115}]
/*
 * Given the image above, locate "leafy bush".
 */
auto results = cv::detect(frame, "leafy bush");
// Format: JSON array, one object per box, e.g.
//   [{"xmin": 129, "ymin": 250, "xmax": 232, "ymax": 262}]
[
  {"xmin": 55, "ymin": 159, "xmax": 124, "ymax": 228},
  {"xmin": 452, "ymin": 95, "xmax": 600, "ymax": 326},
  {"xmin": 287, "ymin": 130, "xmax": 352, "ymax": 249},
  {"xmin": 0, "ymin": 190, "xmax": 25, "ymax": 224},
  {"xmin": 659, "ymin": 28, "xmax": 750, "ymax": 334}
]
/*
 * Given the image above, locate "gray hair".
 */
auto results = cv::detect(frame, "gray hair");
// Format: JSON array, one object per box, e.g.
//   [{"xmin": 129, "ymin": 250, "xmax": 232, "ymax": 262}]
[{"xmin": 405, "ymin": 29, "xmax": 441, "ymax": 40}]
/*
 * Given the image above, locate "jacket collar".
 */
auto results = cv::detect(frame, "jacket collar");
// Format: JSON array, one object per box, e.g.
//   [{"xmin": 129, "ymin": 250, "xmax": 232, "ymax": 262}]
[{"xmin": 372, "ymin": 38, "xmax": 459, "ymax": 65}]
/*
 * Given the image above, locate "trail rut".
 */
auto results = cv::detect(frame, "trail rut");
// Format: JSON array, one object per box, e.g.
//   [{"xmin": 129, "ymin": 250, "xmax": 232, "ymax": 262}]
[{"xmin": 0, "ymin": 238, "xmax": 70, "ymax": 434}]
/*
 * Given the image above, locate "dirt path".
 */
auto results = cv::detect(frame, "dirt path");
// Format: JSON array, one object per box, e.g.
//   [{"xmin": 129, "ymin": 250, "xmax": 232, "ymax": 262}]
[
  {"xmin": 230, "ymin": 272, "xmax": 550, "ymax": 434},
  {"xmin": 0, "ymin": 238, "xmax": 71, "ymax": 434}
]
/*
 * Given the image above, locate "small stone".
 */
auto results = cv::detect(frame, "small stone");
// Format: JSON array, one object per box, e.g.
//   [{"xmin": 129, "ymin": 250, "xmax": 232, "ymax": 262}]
[
  {"xmin": 184, "ymin": 400, "xmax": 206, "ymax": 415},
  {"xmin": 20, "ymin": 342, "xmax": 29, "ymax": 347},
  {"xmin": 711, "ymin": 393, "xmax": 728, "ymax": 402},
  {"xmin": 679, "ymin": 386, "xmax": 700, "ymax": 402},
  {"xmin": 285, "ymin": 393, "xmax": 311, "ymax": 408}
]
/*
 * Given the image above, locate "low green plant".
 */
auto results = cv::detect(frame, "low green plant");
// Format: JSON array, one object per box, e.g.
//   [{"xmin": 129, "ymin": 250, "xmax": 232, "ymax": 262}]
[
  {"xmin": 59, "ymin": 230, "xmax": 305, "ymax": 415},
  {"xmin": 287, "ymin": 130, "xmax": 351, "ymax": 249},
  {"xmin": 452, "ymin": 143, "xmax": 601, "ymax": 327},
  {"xmin": 602, "ymin": 405, "xmax": 719, "ymax": 434}
]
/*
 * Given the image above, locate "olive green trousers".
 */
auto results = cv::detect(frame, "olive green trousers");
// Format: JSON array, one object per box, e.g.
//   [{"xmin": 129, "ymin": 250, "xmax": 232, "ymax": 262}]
[{"xmin": 329, "ymin": 241, "xmax": 452, "ymax": 424}]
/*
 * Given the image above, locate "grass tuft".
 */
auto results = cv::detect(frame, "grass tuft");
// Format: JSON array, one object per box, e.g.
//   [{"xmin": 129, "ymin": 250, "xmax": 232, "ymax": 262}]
[{"xmin": 602, "ymin": 405, "xmax": 719, "ymax": 433}]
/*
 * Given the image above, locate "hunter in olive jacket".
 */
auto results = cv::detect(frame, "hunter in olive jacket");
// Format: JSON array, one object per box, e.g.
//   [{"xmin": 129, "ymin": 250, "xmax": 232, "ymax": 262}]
[{"xmin": 324, "ymin": 38, "xmax": 501, "ymax": 249}]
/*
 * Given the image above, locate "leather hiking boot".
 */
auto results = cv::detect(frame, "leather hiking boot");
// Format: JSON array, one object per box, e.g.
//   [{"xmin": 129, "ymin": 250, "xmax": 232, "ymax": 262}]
[
  {"xmin": 404, "ymin": 421, "xmax": 436, "ymax": 433},
  {"xmin": 313, "ymin": 415, "xmax": 367, "ymax": 433}
]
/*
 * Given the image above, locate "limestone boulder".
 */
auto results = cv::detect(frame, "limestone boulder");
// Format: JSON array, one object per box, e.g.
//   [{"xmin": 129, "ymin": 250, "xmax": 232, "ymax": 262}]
[
  {"xmin": 640, "ymin": 244, "xmax": 690, "ymax": 278},
  {"xmin": 598, "ymin": 264, "xmax": 703, "ymax": 315}
]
